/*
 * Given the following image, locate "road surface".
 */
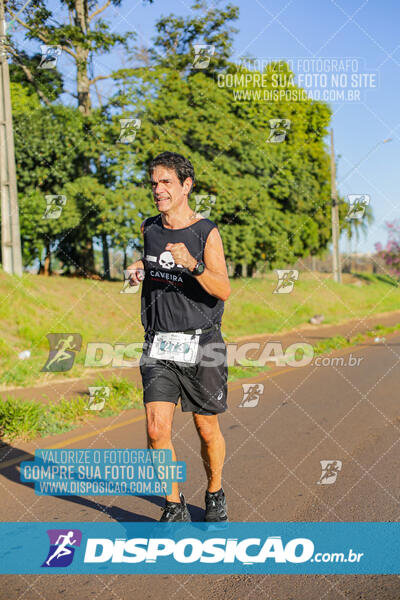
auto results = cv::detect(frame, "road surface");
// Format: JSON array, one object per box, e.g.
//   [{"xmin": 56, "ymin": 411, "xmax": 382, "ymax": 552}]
[{"xmin": 0, "ymin": 328, "xmax": 399, "ymax": 599}]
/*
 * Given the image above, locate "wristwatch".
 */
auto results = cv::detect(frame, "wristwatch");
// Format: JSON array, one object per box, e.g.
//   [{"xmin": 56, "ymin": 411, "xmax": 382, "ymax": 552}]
[{"xmin": 191, "ymin": 260, "xmax": 206, "ymax": 276}]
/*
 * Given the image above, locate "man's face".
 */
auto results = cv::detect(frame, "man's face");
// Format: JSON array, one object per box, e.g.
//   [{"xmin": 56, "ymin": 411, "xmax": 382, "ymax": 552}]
[{"xmin": 150, "ymin": 165, "xmax": 192, "ymax": 213}]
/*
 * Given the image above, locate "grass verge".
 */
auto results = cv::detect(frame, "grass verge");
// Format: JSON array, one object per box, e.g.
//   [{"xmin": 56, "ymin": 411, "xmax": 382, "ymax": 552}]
[
  {"xmin": 0, "ymin": 376, "xmax": 142, "ymax": 442},
  {"xmin": 1, "ymin": 271, "xmax": 399, "ymax": 387}
]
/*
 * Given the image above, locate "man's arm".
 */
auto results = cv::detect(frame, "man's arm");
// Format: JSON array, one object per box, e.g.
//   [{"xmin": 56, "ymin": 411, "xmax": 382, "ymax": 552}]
[
  {"xmin": 126, "ymin": 220, "xmax": 146, "ymax": 285},
  {"xmin": 166, "ymin": 228, "xmax": 231, "ymax": 302}
]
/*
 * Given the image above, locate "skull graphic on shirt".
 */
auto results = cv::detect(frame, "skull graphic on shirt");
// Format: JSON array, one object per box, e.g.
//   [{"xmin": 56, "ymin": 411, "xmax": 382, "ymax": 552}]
[{"xmin": 159, "ymin": 251, "xmax": 175, "ymax": 269}]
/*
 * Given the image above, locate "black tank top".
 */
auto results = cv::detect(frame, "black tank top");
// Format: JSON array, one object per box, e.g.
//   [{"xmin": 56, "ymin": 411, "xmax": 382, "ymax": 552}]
[{"xmin": 141, "ymin": 214, "xmax": 225, "ymax": 332}]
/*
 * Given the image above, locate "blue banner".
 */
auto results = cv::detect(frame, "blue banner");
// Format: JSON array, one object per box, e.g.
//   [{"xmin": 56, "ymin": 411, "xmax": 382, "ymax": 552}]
[
  {"xmin": 0, "ymin": 522, "xmax": 398, "ymax": 574},
  {"xmin": 20, "ymin": 449, "xmax": 186, "ymax": 496}
]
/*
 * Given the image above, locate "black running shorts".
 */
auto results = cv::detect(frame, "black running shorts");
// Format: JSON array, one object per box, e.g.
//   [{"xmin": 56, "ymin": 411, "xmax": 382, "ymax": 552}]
[{"xmin": 139, "ymin": 326, "xmax": 228, "ymax": 415}]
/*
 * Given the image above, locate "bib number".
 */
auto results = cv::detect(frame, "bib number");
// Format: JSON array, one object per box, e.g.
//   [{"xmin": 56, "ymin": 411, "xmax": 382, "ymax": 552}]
[{"xmin": 149, "ymin": 332, "xmax": 199, "ymax": 364}]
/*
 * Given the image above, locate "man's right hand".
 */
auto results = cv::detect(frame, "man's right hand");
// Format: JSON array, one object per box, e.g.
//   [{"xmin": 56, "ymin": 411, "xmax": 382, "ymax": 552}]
[{"xmin": 126, "ymin": 260, "xmax": 145, "ymax": 286}]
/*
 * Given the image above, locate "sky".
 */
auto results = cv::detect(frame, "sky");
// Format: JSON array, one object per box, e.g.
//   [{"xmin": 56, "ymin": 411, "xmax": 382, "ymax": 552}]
[{"xmin": 10, "ymin": 0, "xmax": 400, "ymax": 254}]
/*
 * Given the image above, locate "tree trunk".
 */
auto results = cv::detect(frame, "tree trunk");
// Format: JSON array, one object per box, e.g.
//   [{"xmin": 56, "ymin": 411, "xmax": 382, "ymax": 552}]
[
  {"xmin": 247, "ymin": 263, "xmax": 256, "ymax": 278},
  {"xmin": 76, "ymin": 47, "xmax": 91, "ymax": 116},
  {"xmin": 123, "ymin": 248, "xmax": 128, "ymax": 271},
  {"xmin": 74, "ymin": 0, "xmax": 92, "ymax": 116},
  {"xmin": 80, "ymin": 238, "xmax": 95, "ymax": 275},
  {"xmin": 102, "ymin": 234, "xmax": 110, "ymax": 280},
  {"xmin": 311, "ymin": 255, "xmax": 316, "ymax": 272},
  {"xmin": 43, "ymin": 243, "xmax": 51, "ymax": 276},
  {"xmin": 234, "ymin": 263, "xmax": 242, "ymax": 278}
]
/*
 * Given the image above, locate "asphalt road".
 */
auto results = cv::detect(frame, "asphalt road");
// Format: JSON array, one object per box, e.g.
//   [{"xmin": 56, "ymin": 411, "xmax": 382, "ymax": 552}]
[{"xmin": 1, "ymin": 329, "xmax": 400, "ymax": 599}]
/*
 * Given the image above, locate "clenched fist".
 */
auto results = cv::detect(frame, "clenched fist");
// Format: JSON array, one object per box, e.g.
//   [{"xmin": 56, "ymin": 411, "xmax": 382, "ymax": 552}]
[
  {"xmin": 165, "ymin": 243, "xmax": 197, "ymax": 270},
  {"xmin": 125, "ymin": 260, "xmax": 145, "ymax": 286}
]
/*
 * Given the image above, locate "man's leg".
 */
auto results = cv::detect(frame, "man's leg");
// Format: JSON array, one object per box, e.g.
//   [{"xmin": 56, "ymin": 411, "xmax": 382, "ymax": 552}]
[
  {"xmin": 192, "ymin": 413, "xmax": 226, "ymax": 492},
  {"xmin": 145, "ymin": 401, "xmax": 180, "ymax": 502}
]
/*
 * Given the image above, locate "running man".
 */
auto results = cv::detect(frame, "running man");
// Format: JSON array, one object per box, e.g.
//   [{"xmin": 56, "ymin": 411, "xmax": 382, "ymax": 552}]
[
  {"xmin": 128, "ymin": 151, "xmax": 231, "ymax": 522},
  {"xmin": 45, "ymin": 531, "xmax": 77, "ymax": 565},
  {"xmin": 45, "ymin": 335, "xmax": 76, "ymax": 370}
]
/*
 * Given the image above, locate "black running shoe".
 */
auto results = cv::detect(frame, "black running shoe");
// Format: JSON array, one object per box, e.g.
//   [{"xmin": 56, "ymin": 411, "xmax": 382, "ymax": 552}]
[
  {"xmin": 205, "ymin": 488, "xmax": 228, "ymax": 522},
  {"xmin": 160, "ymin": 493, "xmax": 191, "ymax": 522}
]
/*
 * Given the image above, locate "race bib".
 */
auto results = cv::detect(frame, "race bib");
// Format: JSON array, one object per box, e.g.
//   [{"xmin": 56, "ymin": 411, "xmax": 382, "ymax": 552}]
[{"xmin": 149, "ymin": 331, "xmax": 199, "ymax": 364}]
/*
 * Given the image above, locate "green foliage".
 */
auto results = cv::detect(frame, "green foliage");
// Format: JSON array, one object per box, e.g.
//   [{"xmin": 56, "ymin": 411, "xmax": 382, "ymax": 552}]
[
  {"xmin": 9, "ymin": 81, "xmax": 41, "ymax": 113},
  {"xmin": 117, "ymin": 60, "xmax": 333, "ymax": 267},
  {"xmin": 150, "ymin": 2, "xmax": 239, "ymax": 70},
  {"xmin": 0, "ymin": 376, "xmax": 143, "ymax": 442},
  {"xmin": 9, "ymin": 52, "xmax": 64, "ymax": 102},
  {"xmin": 6, "ymin": 0, "xmax": 355, "ymax": 274},
  {"xmin": 0, "ymin": 398, "xmax": 45, "ymax": 440},
  {"xmin": 313, "ymin": 335, "xmax": 348, "ymax": 355},
  {"xmin": 13, "ymin": 103, "xmax": 95, "ymax": 266}
]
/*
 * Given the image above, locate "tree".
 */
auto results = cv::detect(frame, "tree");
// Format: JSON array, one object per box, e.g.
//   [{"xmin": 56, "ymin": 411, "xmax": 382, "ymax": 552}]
[
  {"xmin": 6, "ymin": 0, "xmax": 153, "ymax": 115},
  {"xmin": 7, "ymin": 0, "xmax": 343, "ymax": 279},
  {"xmin": 11, "ymin": 85, "xmax": 92, "ymax": 272},
  {"xmin": 112, "ymin": 4, "xmax": 335, "ymax": 272},
  {"xmin": 375, "ymin": 221, "xmax": 400, "ymax": 279},
  {"xmin": 6, "ymin": 0, "xmax": 155, "ymax": 275}
]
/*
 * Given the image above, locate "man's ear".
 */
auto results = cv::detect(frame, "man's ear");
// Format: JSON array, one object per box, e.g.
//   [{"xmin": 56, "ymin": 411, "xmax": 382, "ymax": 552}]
[{"xmin": 183, "ymin": 177, "xmax": 193, "ymax": 195}]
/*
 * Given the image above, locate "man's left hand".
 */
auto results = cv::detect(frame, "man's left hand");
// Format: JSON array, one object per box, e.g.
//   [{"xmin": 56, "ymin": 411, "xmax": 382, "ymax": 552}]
[{"xmin": 165, "ymin": 243, "xmax": 196, "ymax": 270}]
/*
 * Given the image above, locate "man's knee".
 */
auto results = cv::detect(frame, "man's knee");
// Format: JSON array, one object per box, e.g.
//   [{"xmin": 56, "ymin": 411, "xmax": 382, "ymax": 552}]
[
  {"xmin": 199, "ymin": 429, "xmax": 218, "ymax": 445},
  {"xmin": 147, "ymin": 416, "xmax": 172, "ymax": 445},
  {"xmin": 194, "ymin": 417, "xmax": 222, "ymax": 445}
]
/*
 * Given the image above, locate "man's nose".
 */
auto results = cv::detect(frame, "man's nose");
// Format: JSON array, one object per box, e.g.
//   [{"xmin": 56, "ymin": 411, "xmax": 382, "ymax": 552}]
[{"xmin": 155, "ymin": 184, "xmax": 167, "ymax": 195}]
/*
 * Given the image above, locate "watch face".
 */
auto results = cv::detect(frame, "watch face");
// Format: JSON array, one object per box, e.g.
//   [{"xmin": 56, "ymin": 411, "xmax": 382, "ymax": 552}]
[{"xmin": 194, "ymin": 261, "xmax": 205, "ymax": 275}]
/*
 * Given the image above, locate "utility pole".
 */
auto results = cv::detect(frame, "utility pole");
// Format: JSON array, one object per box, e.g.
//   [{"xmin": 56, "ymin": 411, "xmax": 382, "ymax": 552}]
[
  {"xmin": 330, "ymin": 128, "xmax": 341, "ymax": 284},
  {"xmin": 0, "ymin": 0, "xmax": 23, "ymax": 276}
]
